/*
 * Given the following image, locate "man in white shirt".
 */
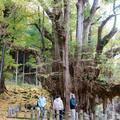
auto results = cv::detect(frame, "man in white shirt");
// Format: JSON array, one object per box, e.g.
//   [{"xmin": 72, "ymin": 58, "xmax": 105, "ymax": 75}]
[{"xmin": 53, "ymin": 95, "xmax": 64, "ymax": 120}]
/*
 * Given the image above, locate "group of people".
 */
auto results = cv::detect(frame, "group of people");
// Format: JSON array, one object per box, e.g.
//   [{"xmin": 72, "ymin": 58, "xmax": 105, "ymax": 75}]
[{"xmin": 37, "ymin": 93, "xmax": 77, "ymax": 120}]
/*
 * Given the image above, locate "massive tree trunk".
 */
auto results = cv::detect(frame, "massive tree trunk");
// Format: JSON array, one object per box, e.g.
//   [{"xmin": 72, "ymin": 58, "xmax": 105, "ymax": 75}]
[
  {"xmin": 63, "ymin": 0, "xmax": 71, "ymax": 117},
  {"xmin": 0, "ymin": 44, "xmax": 6, "ymax": 94},
  {"xmin": 50, "ymin": 0, "xmax": 71, "ymax": 107},
  {"xmin": 76, "ymin": 0, "xmax": 99, "ymax": 56},
  {"xmin": 76, "ymin": 0, "xmax": 84, "ymax": 55},
  {"xmin": 51, "ymin": 0, "xmax": 64, "ymax": 96},
  {"xmin": 83, "ymin": 0, "xmax": 99, "ymax": 46},
  {"xmin": 52, "ymin": 23, "xmax": 61, "ymax": 63},
  {"xmin": 83, "ymin": 22, "xmax": 91, "ymax": 46},
  {"xmin": 74, "ymin": 0, "xmax": 118, "ymax": 116},
  {"xmin": 75, "ymin": 0, "xmax": 85, "ymax": 107},
  {"xmin": 36, "ymin": 0, "xmax": 66, "ymax": 96},
  {"xmin": 41, "ymin": 0, "xmax": 71, "ymax": 112}
]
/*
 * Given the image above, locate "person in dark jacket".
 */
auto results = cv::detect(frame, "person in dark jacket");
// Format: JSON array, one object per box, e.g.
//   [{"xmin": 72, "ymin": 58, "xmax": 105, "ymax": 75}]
[{"xmin": 70, "ymin": 94, "xmax": 77, "ymax": 120}]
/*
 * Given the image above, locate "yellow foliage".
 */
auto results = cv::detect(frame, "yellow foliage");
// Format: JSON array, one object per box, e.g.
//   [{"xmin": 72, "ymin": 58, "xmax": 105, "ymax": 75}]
[{"xmin": 0, "ymin": 84, "xmax": 51, "ymax": 118}]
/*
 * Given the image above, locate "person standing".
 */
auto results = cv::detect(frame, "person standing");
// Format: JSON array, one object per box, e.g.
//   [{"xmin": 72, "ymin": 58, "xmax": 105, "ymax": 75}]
[
  {"xmin": 37, "ymin": 95, "xmax": 46, "ymax": 119},
  {"xmin": 53, "ymin": 95, "xmax": 64, "ymax": 120},
  {"xmin": 70, "ymin": 94, "xmax": 77, "ymax": 120}
]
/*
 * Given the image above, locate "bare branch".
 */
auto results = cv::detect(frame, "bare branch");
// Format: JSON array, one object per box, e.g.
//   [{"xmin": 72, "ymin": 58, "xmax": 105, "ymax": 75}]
[
  {"xmin": 98, "ymin": 15, "xmax": 115, "ymax": 42},
  {"xmin": 83, "ymin": 0, "xmax": 99, "ymax": 44},
  {"xmin": 90, "ymin": 0, "xmax": 99, "ymax": 18},
  {"xmin": 102, "ymin": 27, "xmax": 117, "ymax": 45},
  {"xmin": 96, "ymin": 0, "xmax": 118, "ymax": 54},
  {"xmin": 91, "ymin": 16, "xmax": 102, "ymax": 25},
  {"xmin": 84, "ymin": 0, "xmax": 99, "ymax": 23},
  {"xmin": 100, "ymin": 0, "xmax": 117, "ymax": 48},
  {"xmin": 114, "ymin": 4, "xmax": 120, "ymax": 10}
]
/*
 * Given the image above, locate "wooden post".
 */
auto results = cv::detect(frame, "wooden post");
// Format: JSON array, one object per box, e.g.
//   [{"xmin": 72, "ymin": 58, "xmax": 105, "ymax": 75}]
[
  {"xmin": 76, "ymin": 111, "xmax": 78, "ymax": 120},
  {"xmin": 16, "ymin": 111, "xmax": 18, "ymax": 118},
  {"xmin": 44, "ymin": 110, "xmax": 48, "ymax": 119},
  {"xmin": 47, "ymin": 111, "xmax": 50, "ymax": 120},
  {"xmin": 30, "ymin": 109, "xmax": 33, "ymax": 120},
  {"xmin": 8, "ymin": 106, "xmax": 12, "ymax": 117},
  {"xmin": 35, "ymin": 110, "xmax": 37, "ymax": 120},
  {"xmin": 8, "ymin": 106, "xmax": 16, "ymax": 118},
  {"xmin": 79, "ymin": 110, "xmax": 83, "ymax": 120},
  {"xmin": 56, "ymin": 110, "xmax": 59, "ymax": 120},
  {"xmin": 112, "ymin": 100, "xmax": 115, "ymax": 120},
  {"xmin": 23, "ymin": 51, "xmax": 25, "ymax": 83},
  {"xmin": 104, "ymin": 113, "xmax": 107, "ymax": 120},
  {"xmin": 24, "ymin": 108, "xmax": 27, "ymax": 118},
  {"xmin": 31, "ymin": 108, "xmax": 35, "ymax": 120},
  {"xmin": 83, "ymin": 112, "xmax": 89, "ymax": 120},
  {"xmin": 37, "ymin": 108, "xmax": 40, "ymax": 120},
  {"xmin": 15, "ymin": 105, "xmax": 19, "ymax": 118},
  {"xmin": 36, "ymin": 66, "xmax": 38, "ymax": 86},
  {"xmin": 19, "ymin": 103, "xmax": 22, "ymax": 112},
  {"xmin": 49, "ymin": 110, "xmax": 53, "ymax": 120},
  {"xmin": 15, "ymin": 51, "xmax": 19, "ymax": 84}
]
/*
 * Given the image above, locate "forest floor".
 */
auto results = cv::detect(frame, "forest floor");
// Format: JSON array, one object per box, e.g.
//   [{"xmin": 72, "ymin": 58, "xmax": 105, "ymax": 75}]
[{"xmin": 0, "ymin": 83, "xmax": 51, "ymax": 120}]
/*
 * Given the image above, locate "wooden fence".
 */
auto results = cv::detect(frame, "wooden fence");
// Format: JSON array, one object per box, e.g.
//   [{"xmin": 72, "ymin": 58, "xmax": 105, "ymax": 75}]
[{"xmin": 7, "ymin": 105, "xmax": 120, "ymax": 120}]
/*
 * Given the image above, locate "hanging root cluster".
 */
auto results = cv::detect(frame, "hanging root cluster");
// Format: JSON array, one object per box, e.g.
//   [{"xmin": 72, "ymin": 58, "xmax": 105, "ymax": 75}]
[
  {"xmin": 71, "ymin": 59, "xmax": 120, "ymax": 113},
  {"xmin": 37, "ymin": 58, "xmax": 120, "ymax": 114}
]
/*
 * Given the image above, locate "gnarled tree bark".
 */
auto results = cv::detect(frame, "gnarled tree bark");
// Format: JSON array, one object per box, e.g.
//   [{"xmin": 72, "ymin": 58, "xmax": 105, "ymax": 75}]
[{"xmin": 0, "ymin": 44, "xmax": 6, "ymax": 94}]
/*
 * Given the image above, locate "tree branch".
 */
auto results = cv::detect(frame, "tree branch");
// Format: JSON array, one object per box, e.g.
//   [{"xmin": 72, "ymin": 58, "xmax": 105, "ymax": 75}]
[
  {"xmin": 98, "ymin": 14, "xmax": 115, "ymax": 42},
  {"xmin": 83, "ymin": 0, "xmax": 99, "ymax": 44},
  {"xmin": 90, "ymin": 0, "xmax": 99, "ymax": 18},
  {"xmin": 100, "ymin": 0, "xmax": 117, "ymax": 49},
  {"xmin": 105, "ymin": 46, "xmax": 120, "ymax": 58},
  {"xmin": 30, "ymin": 23, "xmax": 53, "ymax": 44},
  {"xmin": 114, "ymin": 4, "xmax": 120, "ymax": 10},
  {"xmin": 84, "ymin": 0, "xmax": 99, "ymax": 23},
  {"xmin": 38, "ymin": 0, "xmax": 53, "ymax": 20},
  {"xmin": 96, "ymin": 0, "xmax": 118, "ymax": 54},
  {"xmin": 101, "ymin": 27, "xmax": 117, "ymax": 46},
  {"xmin": 91, "ymin": 16, "xmax": 102, "ymax": 25}
]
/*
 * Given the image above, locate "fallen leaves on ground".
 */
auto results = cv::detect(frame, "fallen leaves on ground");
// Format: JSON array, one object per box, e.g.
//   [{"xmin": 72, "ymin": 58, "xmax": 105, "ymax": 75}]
[{"xmin": 0, "ymin": 84, "xmax": 51, "ymax": 119}]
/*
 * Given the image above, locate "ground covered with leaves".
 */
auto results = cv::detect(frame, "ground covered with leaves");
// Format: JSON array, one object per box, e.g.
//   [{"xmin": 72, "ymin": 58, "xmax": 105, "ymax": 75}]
[{"xmin": 0, "ymin": 83, "xmax": 51, "ymax": 120}]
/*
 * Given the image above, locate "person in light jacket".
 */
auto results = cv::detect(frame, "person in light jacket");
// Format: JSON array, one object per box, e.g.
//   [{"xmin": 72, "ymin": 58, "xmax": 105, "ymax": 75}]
[
  {"xmin": 53, "ymin": 95, "xmax": 64, "ymax": 120},
  {"xmin": 37, "ymin": 95, "xmax": 46, "ymax": 119}
]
